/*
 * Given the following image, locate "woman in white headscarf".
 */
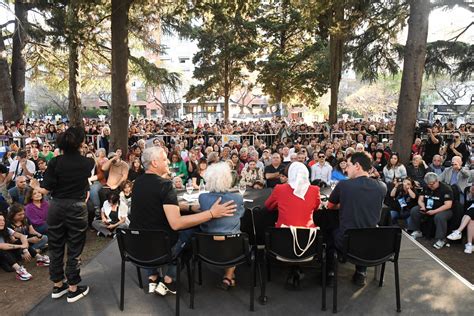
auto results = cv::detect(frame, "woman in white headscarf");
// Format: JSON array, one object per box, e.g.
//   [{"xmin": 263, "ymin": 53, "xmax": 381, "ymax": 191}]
[{"xmin": 265, "ymin": 162, "xmax": 321, "ymax": 228}]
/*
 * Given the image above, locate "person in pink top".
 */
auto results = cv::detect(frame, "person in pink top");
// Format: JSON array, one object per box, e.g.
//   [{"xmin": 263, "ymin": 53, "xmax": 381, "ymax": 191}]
[
  {"xmin": 24, "ymin": 188, "xmax": 49, "ymax": 234},
  {"xmin": 265, "ymin": 162, "xmax": 321, "ymax": 228}
]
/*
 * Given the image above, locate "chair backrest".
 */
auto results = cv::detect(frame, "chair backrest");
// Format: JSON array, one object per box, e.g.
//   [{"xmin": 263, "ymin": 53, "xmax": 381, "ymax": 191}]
[
  {"xmin": 342, "ymin": 227, "xmax": 402, "ymax": 265},
  {"xmin": 192, "ymin": 232, "xmax": 250, "ymax": 266},
  {"xmin": 265, "ymin": 227, "xmax": 322, "ymax": 263},
  {"xmin": 116, "ymin": 228, "xmax": 173, "ymax": 267}
]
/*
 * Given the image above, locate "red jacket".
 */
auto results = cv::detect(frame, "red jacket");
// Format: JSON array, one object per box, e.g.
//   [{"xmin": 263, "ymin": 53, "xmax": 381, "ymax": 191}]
[{"xmin": 265, "ymin": 184, "xmax": 320, "ymax": 228}]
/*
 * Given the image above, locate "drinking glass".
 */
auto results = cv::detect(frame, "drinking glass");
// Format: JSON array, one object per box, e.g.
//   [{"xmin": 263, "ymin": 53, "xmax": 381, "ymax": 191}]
[
  {"xmin": 239, "ymin": 183, "xmax": 246, "ymax": 196},
  {"xmin": 186, "ymin": 181, "xmax": 193, "ymax": 195}
]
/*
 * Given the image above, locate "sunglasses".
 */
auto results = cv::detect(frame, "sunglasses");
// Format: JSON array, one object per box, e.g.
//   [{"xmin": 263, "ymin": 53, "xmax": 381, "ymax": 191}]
[{"xmin": 318, "ymin": 155, "xmax": 325, "ymax": 158}]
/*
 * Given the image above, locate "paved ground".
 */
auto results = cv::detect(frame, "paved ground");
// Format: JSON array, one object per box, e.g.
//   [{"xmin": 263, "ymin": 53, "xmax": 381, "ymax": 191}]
[
  {"xmin": 28, "ymin": 234, "xmax": 474, "ymax": 316},
  {"xmin": 0, "ymin": 230, "xmax": 111, "ymax": 316}
]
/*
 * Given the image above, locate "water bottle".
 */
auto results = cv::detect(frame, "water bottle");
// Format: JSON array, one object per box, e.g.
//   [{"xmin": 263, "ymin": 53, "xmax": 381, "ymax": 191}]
[{"xmin": 199, "ymin": 179, "xmax": 206, "ymax": 193}]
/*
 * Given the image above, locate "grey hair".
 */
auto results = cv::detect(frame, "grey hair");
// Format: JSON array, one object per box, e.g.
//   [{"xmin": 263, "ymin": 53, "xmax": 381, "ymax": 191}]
[
  {"xmin": 141, "ymin": 147, "xmax": 164, "ymax": 170},
  {"xmin": 204, "ymin": 162, "xmax": 232, "ymax": 192},
  {"xmin": 451, "ymin": 155, "xmax": 462, "ymax": 164},
  {"xmin": 96, "ymin": 148, "xmax": 106, "ymax": 157},
  {"xmin": 424, "ymin": 172, "xmax": 438, "ymax": 183}
]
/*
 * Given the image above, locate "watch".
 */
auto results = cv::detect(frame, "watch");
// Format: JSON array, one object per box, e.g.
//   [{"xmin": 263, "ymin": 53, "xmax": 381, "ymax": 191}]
[{"xmin": 188, "ymin": 205, "xmax": 193, "ymax": 212}]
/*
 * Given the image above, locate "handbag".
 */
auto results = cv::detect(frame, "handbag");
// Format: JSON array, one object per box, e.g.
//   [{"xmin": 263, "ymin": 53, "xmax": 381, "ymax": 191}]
[{"xmin": 282, "ymin": 225, "xmax": 319, "ymax": 257}]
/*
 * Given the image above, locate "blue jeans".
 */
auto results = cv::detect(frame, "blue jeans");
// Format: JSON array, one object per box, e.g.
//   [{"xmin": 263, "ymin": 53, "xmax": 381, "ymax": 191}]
[
  {"xmin": 390, "ymin": 210, "xmax": 410, "ymax": 225},
  {"xmin": 31, "ymin": 235, "xmax": 48, "ymax": 251},
  {"xmin": 146, "ymin": 228, "xmax": 198, "ymax": 281},
  {"xmin": 89, "ymin": 182, "xmax": 102, "ymax": 210}
]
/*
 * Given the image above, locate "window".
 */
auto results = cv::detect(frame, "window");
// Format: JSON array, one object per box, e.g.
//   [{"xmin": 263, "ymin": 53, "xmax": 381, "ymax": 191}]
[{"xmin": 179, "ymin": 57, "xmax": 189, "ymax": 64}]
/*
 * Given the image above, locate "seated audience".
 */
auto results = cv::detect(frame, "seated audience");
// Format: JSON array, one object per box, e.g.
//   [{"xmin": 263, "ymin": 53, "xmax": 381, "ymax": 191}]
[
  {"xmin": 128, "ymin": 157, "xmax": 144, "ymax": 182},
  {"xmin": 439, "ymin": 156, "xmax": 471, "ymax": 200},
  {"xmin": 388, "ymin": 178, "xmax": 418, "ymax": 225},
  {"xmin": 8, "ymin": 176, "xmax": 28, "ymax": 205},
  {"xmin": 191, "ymin": 159, "xmax": 208, "ymax": 189},
  {"xmin": 310, "ymin": 151, "xmax": 332, "ymax": 186},
  {"xmin": 406, "ymin": 155, "xmax": 429, "ymax": 187},
  {"xmin": 8, "ymin": 203, "xmax": 48, "ymax": 253},
  {"xmin": 92, "ymin": 192, "xmax": 127, "ymax": 237},
  {"xmin": 331, "ymin": 158, "xmax": 348, "ymax": 181},
  {"xmin": 0, "ymin": 214, "xmax": 47, "ymax": 280},
  {"xmin": 169, "ymin": 151, "xmax": 188, "ymax": 180},
  {"xmin": 383, "ymin": 152, "xmax": 407, "ymax": 184},
  {"xmin": 429, "ymin": 154, "xmax": 445, "ymax": 176},
  {"xmin": 264, "ymin": 153, "xmax": 284, "ymax": 188},
  {"xmin": 239, "ymin": 160, "xmax": 265, "ymax": 189},
  {"xmin": 199, "ymin": 162, "xmax": 245, "ymax": 289},
  {"xmin": 24, "ymin": 187, "xmax": 49, "ymax": 234},
  {"xmin": 409, "ymin": 172, "xmax": 453, "ymax": 249}
]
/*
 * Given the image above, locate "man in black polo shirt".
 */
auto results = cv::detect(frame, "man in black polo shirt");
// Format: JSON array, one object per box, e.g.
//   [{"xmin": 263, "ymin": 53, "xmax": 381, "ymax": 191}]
[
  {"xmin": 130, "ymin": 147, "xmax": 236, "ymax": 296},
  {"xmin": 409, "ymin": 172, "xmax": 453, "ymax": 249},
  {"xmin": 327, "ymin": 152, "xmax": 386, "ymax": 286},
  {"xmin": 264, "ymin": 153, "xmax": 285, "ymax": 188}
]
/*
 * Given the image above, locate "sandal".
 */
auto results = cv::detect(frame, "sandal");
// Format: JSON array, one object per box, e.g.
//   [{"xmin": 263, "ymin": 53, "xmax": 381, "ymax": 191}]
[{"xmin": 218, "ymin": 277, "xmax": 235, "ymax": 290}]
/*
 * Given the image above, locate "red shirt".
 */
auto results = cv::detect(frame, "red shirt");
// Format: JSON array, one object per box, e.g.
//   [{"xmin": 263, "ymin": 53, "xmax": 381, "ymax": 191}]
[{"xmin": 265, "ymin": 184, "xmax": 320, "ymax": 228}]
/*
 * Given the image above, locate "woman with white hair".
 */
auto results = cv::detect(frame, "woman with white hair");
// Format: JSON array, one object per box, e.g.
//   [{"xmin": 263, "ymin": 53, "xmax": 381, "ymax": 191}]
[
  {"xmin": 265, "ymin": 162, "xmax": 321, "ymax": 228},
  {"xmin": 198, "ymin": 162, "xmax": 245, "ymax": 290}
]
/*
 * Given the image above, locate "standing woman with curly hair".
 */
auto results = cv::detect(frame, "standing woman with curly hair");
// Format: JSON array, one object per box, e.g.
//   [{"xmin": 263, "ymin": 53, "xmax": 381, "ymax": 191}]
[{"xmin": 30, "ymin": 127, "xmax": 95, "ymax": 303}]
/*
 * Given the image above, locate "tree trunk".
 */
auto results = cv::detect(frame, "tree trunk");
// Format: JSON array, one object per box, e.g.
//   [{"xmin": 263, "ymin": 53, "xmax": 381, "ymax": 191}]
[
  {"xmin": 0, "ymin": 32, "xmax": 17, "ymax": 121},
  {"xmin": 67, "ymin": 37, "xmax": 83, "ymax": 128},
  {"xmin": 329, "ymin": 7, "xmax": 344, "ymax": 125},
  {"xmin": 111, "ymin": 0, "xmax": 131, "ymax": 154},
  {"xmin": 393, "ymin": 0, "xmax": 430, "ymax": 164},
  {"xmin": 10, "ymin": 0, "xmax": 27, "ymax": 121},
  {"xmin": 224, "ymin": 58, "xmax": 230, "ymax": 122}
]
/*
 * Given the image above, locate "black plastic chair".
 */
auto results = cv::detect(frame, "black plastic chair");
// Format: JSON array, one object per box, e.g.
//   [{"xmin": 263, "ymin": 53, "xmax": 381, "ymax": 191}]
[
  {"xmin": 332, "ymin": 227, "xmax": 402, "ymax": 313},
  {"xmin": 116, "ymin": 228, "xmax": 190, "ymax": 316},
  {"xmin": 262, "ymin": 227, "xmax": 327, "ymax": 311},
  {"xmin": 190, "ymin": 232, "xmax": 256, "ymax": 311}
]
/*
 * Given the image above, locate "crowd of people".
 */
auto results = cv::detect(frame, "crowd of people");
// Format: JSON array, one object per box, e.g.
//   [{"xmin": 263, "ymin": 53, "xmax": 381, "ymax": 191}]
[{"xmin": 0, "ymin": 116, "xmax": 473, "ymax": 303}]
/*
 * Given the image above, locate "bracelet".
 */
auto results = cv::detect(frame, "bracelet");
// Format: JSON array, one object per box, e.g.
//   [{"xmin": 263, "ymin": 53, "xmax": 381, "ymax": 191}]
[
  {"xmin": 188, "ymin": 205, "xmax": 193, "ymax": 212},
  {"xmin": 209, "ymin": 210, "xmax": 214, "ymax": 219}
]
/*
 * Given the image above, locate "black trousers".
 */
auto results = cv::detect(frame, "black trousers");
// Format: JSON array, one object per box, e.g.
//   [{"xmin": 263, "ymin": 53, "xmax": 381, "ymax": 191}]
[
  {"xmin": 0, "ymin": 247, "xmax": 36, "ymax": 267},
  {"xmin": 47, "ymin": 198, "xmax": 88, "ymax": 285},
  {"xmin": 98, "ymin": 187, "xmax": 120, "ymax": 209}
]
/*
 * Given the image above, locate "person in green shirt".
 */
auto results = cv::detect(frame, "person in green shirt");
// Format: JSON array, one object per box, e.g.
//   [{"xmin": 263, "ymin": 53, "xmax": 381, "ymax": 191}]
[
  {"xmin": 39, "ymin": 143, "xmax": 54, "ymax": 162},
  {"xmin": 169, "ymin": 151, "xmax": 188, "ymax": 182}
]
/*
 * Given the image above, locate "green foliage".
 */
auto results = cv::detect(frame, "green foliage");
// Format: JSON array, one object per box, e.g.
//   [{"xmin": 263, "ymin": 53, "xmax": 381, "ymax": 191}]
[
  {"xmin": 256, "ymin": 0, "xmax": 329, "ymax": 106},
  {"xmin": 425, "ymin": 41, "xmax": 473, "ymax": 81},
  {"xmin": 184, "ymin": 1, "xmax": 259, "ymax": 106},
  {"xmin": 129, "ymin": 55, "xmax": 181, "ymax": 90},
  {"xmin": 129, "ymin": 105, "xmax": 140, "ymax": 117}
]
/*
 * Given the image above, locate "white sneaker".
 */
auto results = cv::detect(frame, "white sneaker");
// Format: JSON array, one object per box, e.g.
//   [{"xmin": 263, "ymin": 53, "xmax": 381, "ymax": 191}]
[
  {"xmin": 433, "ymin": 239, "xmax": 446, "ymax": 249},
  {"xmin": 447, "ymin": 230, "xmax": 462, "ymax": 241},
  {"xmin": 16, "ymin": 266, "xmax": 32, "ymax": 281},
  {"xmin": 465, "ymin": 244, "xmax": 472, "ymax": 254},
  {"xmin": 36, "ymin": 254, "xmax": 50, "ymax": 266},
  {"xmin": 148, "ymin": 282, "xmax": 157, "ymax": 294},
  {"xmin": 411, "ymin": 231, "xmax": 423, "ymax": 239}
]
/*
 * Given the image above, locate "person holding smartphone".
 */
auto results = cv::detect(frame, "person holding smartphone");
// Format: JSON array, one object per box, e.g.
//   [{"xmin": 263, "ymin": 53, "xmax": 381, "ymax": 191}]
[{"xmin": 408, "ymin": 173, "xmax": 453, "ymax": 250}]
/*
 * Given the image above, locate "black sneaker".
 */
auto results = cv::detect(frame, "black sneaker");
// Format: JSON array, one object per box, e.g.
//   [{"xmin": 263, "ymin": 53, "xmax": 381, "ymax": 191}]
[
  {"xmin": 352, "ymin": 271, "xmax": 367, "ymax": 286},
  {"xmin": 67, "ymin": 285, "xmax": 90, "ymax": 303},
  {"xmin": 52, "ymin": 283, "xmax": 69, "ymax": 299}
]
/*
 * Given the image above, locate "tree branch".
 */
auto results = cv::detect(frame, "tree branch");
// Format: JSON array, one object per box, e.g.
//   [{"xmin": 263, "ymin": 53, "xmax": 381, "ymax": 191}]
[
  {"xmin": 0, "ymin": 20, "xmax": 15, "ymax": 29},
  {"xmin": 448, "ymin": 21, "xmax": 473, "ymax": 42}
]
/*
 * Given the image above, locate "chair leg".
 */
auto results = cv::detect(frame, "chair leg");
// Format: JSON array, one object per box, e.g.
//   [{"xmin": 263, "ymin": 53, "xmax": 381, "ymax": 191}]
[
  {"xmin": 250, "ymin": 257, "xmax": 255, "ymax": 311},
  {"xmin": 120, "ymin": 260, "xmax": 125, "ymax": 311},
  {"xmin": 190, "ymin": 260, "xmax": 196, "ymax": 309},
  {"xmin": 198, "ymin": 260, "xmax": 202, "ymax": 285},
  {"xmin": 186, "ymin": 261, "xmax": 191, "ymax": 293},
  {"xmin": 394, "ymin": 261, "xmax": 401, "ymax": 313},
  {"xmin": 333, "ymin": 253, "xmax": 338, "ymax": 314},
  {"xmin": 176, "ymin": 258, "xmax": 181, "ymax": 316},
  {"xmin": 267, "ymin": 259, "xmax": 271, "ymax": 282},
  {"xmin": 259, "ymin": 253, "xmax": 267, "ymax": 305},
  {"xmin": 379, "ymin": 263, "xmax": 386, "ymax": 287},
  {"xmin": 136, "ymin": 266, "xmax": 143, "ymax": 289},
  {"xmin": 322, "ymin": 252, "xmax": 327, "ymax": 311}
]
